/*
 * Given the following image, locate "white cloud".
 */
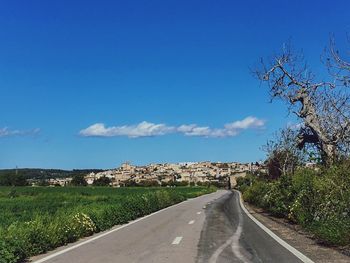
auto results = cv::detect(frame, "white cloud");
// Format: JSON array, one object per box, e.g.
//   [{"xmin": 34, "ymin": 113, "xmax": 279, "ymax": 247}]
[
  {"xmin": 79, "ymin": 117, "xmax": 266, "ymax": 138},
  {"xmin": 0, "ymin": 127, "xmax": 40, "ymax": 137},
  {"xmin": 79, "ymin": 121, "xmax": 175, "ymax": 138},
  {"xmin": 177, "ymin": 125, "xmax": 212, "ymax": 137},
  {"xmin": 224, "ymin": 116, "xmax": 265, "ymax": 130},
  {"xmin": 175, "ymin": 116, "xmax": 265, "ymax": 138}
]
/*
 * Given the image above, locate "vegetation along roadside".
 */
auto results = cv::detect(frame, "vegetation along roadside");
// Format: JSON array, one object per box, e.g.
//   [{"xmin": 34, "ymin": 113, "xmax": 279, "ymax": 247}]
[{"xmin": 0, "ymin": 186, "xmax": 216, "ymax": 263}]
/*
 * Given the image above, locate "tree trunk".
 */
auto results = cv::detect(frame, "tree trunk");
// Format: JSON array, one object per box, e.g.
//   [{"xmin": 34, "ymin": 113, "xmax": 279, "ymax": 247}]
[
  {"xmin": 321, "ymin": 142, "xmax": 338, "ymax": 165},
  {"xmin": 296, "ymin": 91, "xmax": 338, "ymax": 165}
]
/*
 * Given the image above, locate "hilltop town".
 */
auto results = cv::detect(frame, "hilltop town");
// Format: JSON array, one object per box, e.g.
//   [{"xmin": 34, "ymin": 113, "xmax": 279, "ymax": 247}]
[
  {"xmin": 46, "ymin": 161, "xmax": 266, "ymax": 187},
  {"xmin": 0, "ymin": 162, "xmax": 267, "ymax": 187}
]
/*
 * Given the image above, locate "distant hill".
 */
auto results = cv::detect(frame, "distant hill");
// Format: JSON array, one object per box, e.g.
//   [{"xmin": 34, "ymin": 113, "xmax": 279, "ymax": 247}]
[{"xmin": 0, "ymin": 168, "xmax": 105, "ymax": 180}]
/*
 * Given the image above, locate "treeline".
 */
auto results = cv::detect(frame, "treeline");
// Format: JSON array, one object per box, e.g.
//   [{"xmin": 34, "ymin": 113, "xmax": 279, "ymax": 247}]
[
  {"xmin": 71, "ymin": 174, "xmax": 228, "ymax": 188},
  {"xmin": 0, "ymin": 169, "xmax": 104, "ymax": 186},
  {"xmin": 0, "ymin": 173, "xmax": 27, "ymax": 186},
  {"xmin": 0, "ymin": 169, "xmax": 104, "ymax": 180},
  {"xmin": 124, "ymin": 180, "xmax": 227, "ymax": 188}
]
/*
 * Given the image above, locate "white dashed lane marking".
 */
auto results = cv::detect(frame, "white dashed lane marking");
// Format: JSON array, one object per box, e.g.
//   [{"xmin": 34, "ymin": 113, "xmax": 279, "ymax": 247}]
[
  {"xmin": 172, "ymin": 236, "xmax": 183, "ymax": 245},
  {"xmin": 197, "ymin": 212, "xmax": 201, "ymax": 215},
  {"xmin": 188, "ymin": 220, "xmax": 195, "ymax": 225}
]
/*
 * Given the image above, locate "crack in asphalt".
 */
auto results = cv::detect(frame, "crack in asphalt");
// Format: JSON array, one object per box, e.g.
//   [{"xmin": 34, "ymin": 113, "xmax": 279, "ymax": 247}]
[
  {"xmin": 196, "ymin": 191, "xmax": 303, "ymax": 263},
  {"xmin": 209, "ymin": 208, "xmax": 250, "ymax": 263}
]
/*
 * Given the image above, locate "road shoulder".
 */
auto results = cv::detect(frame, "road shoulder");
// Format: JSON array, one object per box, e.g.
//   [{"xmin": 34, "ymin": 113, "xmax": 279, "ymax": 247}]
[{"xmin": 243, "ymin": 200, "xmax": 350, "ymax": 263}]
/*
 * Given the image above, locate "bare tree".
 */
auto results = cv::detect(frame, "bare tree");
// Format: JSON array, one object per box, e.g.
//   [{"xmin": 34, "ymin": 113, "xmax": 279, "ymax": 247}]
[{"xmin": 256, "ymin": 40, "xmax": 350, "ymax": 165}]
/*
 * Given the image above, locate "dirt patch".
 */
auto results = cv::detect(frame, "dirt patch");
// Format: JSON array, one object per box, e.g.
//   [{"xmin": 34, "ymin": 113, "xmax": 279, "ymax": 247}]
[{"xmin": 244, "ymin": 202, "xmax": 350, "ymax": 263}]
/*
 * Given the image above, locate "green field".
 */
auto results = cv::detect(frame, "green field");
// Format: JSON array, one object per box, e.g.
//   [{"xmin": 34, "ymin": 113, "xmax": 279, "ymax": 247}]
[{"xmin": 0, "ymin": 186, "xmax": 215, "ymax": 263}]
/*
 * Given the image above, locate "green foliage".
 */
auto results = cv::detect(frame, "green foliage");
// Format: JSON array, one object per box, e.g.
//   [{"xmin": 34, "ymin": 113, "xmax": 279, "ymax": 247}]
[
  {"xmin": 37, "ymin": 180, "xmax": 50, "ymax": 186},
  {"xmin": 0, "ymin": 169, "xmax": 104, "ymax": 180},
  {"xmin": 0, "ymin": 231, "xmax": 20, "ymax": 263},
  {"xmin": 136, "ymin": 180, "xmax": 160, "ymax": 187},
  {"xmin": 0, "ymin": 186, "xmax": 215, "ymax": 262},
  {"xmin": 237, "ymin": 163, "xmax": 350, "ymax": 246},
  {"xmin": 124, "ymin": 180, "xmax": 160, "ymax": 187},
  {"xmin": 92, "ymin": 176, "xmax": 111, "ymax": 186},
  {"xmin": 0, "ymin": 173, "xmax": 27, "ymax": 186},
  {"xmin": 173, "ymin": 181, "xmax": 189, "ymax": 186},
  {"xmin": 70, "ymin": 174, "xmax": 87, "ymax": 186},
  {"xmin": 235, "ymin": 175, "xmax": 253, "ymax": 193},
  {"xmin": 262, "ymin": 175, "xmax": 295, "ymax": 217},
  {"xmin": 242, "ymin": 180, "xmax": 270, "ymax": 208},
  {"xmin": 160, "ymin": 181, "xmax": 189, "ymax": 187}
]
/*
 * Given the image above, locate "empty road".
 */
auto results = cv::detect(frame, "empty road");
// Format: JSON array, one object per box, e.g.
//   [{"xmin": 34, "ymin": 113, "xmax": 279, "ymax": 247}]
[{"xmin": 32, "ymin": 190, "xmax": 312, "ymax": 263}]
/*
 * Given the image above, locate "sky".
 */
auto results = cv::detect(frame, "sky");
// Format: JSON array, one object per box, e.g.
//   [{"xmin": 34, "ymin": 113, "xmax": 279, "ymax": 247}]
[{"xmin": 1, "ymin": 0, "xmax": 349, "ymax": 169}]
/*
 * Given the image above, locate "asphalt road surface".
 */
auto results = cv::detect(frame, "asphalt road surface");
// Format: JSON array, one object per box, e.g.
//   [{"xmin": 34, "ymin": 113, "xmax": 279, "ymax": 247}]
[{"xmin": 33, "ymin": 190, "xmax": 309, "ymax": 263}]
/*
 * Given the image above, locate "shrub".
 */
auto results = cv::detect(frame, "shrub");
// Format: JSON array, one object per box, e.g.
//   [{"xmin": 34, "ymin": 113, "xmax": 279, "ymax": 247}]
[
  {"xmin": 70, "ymin": 174, "xmax": 87, "ymax": 186},
  {"xmin": 0, "ymin": 228, "xmax": 21, "ymax": 263},
  {"xmin": 236, "ymin": 175, "xmax": 255, "ymax": 193},
  {"xmin": 242, "ymin": 180, "xmax": 270, "ymax": 208},
  {"xmin": 240, "ymin": 163, "xmax": 350, "ymax": 246},
  {"xmin": 288, "ymin": 169, "xmax": 318, "ymax": 224},
  {"xmin": 262, "ymin": 175, "xmax": 295, "ymax": 217},
  {"xmin": 137, "ymin": 180, "xmax": 160, "ymax": 187},
  {"xmin": 93, "ymin": 176, "xmax": 111, "ymax": 186}
]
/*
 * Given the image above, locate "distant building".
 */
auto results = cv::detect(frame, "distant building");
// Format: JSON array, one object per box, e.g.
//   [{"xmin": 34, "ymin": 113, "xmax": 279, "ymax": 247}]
[{"xmin": 80, "ymin": 161, "xmax": 263, "ymax": 187}]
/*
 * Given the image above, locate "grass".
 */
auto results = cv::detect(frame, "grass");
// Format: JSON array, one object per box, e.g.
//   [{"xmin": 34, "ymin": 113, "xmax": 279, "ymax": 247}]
[{"xmin": 0, "ymin": 186, "xmax": 216, "ymax": 263}]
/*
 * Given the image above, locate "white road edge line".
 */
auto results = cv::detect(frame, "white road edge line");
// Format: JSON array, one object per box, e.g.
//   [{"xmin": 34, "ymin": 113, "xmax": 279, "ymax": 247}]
[
  {"xmin": 188, "ymin": 220, "xmax": 195, "ymax": 225},
  {"xmin": 172, "ymin": 236, "xmax": 183, "ymax": 245},
  {"xmin": 33, "ymin": 191, "xmax": 220, "ymax": 263},
  {"xmin": 235, "ymin": 190, "xmax": 314, "ymax": 263}
]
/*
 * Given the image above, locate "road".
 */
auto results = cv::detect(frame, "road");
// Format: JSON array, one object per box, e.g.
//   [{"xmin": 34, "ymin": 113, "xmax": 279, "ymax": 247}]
[{"xmin": 32, "ymin": 190, "xmax": 310, "ymax": 263}]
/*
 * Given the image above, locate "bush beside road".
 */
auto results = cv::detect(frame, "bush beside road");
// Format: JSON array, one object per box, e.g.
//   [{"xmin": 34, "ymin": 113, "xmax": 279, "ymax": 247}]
[{"xmin": 236, "ymin": 162, "xmax": 350, "ymax": 247}]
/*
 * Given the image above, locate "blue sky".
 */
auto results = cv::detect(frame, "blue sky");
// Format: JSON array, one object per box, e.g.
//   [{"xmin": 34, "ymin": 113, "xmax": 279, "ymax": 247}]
[{"xmin": 1, "ymin": 0, "xmax": 349, "ymax": 169}]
